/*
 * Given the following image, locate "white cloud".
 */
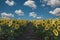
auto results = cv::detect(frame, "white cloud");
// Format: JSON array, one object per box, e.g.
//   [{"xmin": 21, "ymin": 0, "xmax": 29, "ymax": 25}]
[
  {"xmin": 42, "ymin": 0, "xmax": 60, "ymax": 7},
  {"xmin": 1, "ymin": 12, "xmax": 14, "ymax": 18},
  {"xmin": 49, "ymin": 8, "xmax": 60, "ymax": 16},
  {"xmin": 29, "ymin": 12, "xmax": 42, "ymax": 19},
  {"xmin": 47, "ymin": 0, "xmax": 60, "ymax": 7},
  {"xmin": 24, "ymin": 0, "xmax": 37, "ymax": 9},
  {"xmin": 5, "ymin": 0, "xmax": 15, "ymax": 6},
  {"xmin": 43, "ymin": 0, "xmax": 48, "ymax": 2},
  {"xmin": 41, "ymin": 4, "xmax": 45, "ymax": 7},
  {"xmin": 36, "ymin": 16, "xmax": 42, "ymax": 19},
  {"xmin": 15, "ymin": 9, "xmax": 24, "ymax": 16},
  {"xmin": 41, "ymin": 0, "xmax": 48, "ymax": 3},
  {"xmin": 29, "ymin": 12, "xmax": 37, "ymax": 18}
]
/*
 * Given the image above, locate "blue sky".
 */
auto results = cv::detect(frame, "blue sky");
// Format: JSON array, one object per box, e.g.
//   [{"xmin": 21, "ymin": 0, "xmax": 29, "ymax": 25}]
[{"xmin": 0, "ymin": 0, "xmax": 60, "ymax": 20}]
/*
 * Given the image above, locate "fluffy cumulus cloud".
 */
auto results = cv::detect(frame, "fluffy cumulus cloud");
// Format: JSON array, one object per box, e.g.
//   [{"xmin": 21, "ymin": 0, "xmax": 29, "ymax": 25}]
[
  {"xmin": 29, "ymin": 12, "xmax": 37, "ymax": 18},
  {"xmin": 36, "ymin": 16, "xmax": 42, "ymax": 19},
  {"xmin": 1, "ymin": 12, "xmax": 14, "ymax": 18},
  {"xmin": 5, "ymin": 0, "xmax": 15, "ymax": 6},
  {"xmin": 15, "ymin": 9, "xmax": 24, "ymax": 16},
  {"xmin": 49, "ymin": 8, "xmax": 60, "ymax": 16},
  {"xmin": 24, "ymin": 0, "xmax": 37, "ymax": 9},
  {"xmin": 47, "ymin": 0, "xmax": 60, "ymax": 7},
  {"xmin": 42, "ymin": 0, "xmax": 60, "ymax": 7},
  {"xmin": 29, "ymin": 12, "xmax": 42, "ymax": 19}
]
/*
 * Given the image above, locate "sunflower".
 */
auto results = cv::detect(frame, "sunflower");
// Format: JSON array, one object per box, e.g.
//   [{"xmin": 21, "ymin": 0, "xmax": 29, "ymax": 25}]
[
  {"xmin": 12, "ymin": 20, "xmax": 17, "ymax": 24},
  {"xmin": 57, "ymin": 26, "xmax": 60, "ymax": 32},
  {"xmin": 7, "ymin": 20, "xmax": 13, "ymax": 27},
  {"xmin": 0, "ymin": 20, "xmax": 6, "ymax": 26},
  {"xmin": 53, "ymin": 29, "xmax": 58, "ymax": 36},
  {"xmin": 0, "ymin": 20, "xmax": 2, "ymax": 25},
  {"xmin": 17, "ymin": 20, "xmax": 23, "ymax": 26},
  {"xmin": 57, "ymin": 21, "xmax": 60, "ymax": 26},
  {"xmin": 15, "ymin": 24, "xmax": 20, "ymax": 30},
  {"xmin": 22, "ymin": 20, "xmax": 28, "ymax": 26},
  {"xmin": 45, "ymin": 26, "xmax": 50, "ymax": 31},
  {"xmin": 2, "ymin": 18, "xmax": 8, "ymax": 23},
  {"xmin": 51, "ymin": 23, "xmax": 56, "ymax": 27},
  {"xmin": 0, "ymin": 27, "xmax": 2, "ymax": 32},
  {"xmin": 45, "ymin": 24, "xmax": 50, "ymax": 31},
  {"xmin": 42, "ymin": 22, "xmax": 46, "ymax": 26},
  {"xmin": 52, "ymin": 20, "xmax": 57, "ymax": 24},
  {"xmin": 35, "ymin": 23, "xmax": 41, "ymax": 28},
  {"xmin": 12, "ymin": 24, "xmax": 20, "ymax": 30}
]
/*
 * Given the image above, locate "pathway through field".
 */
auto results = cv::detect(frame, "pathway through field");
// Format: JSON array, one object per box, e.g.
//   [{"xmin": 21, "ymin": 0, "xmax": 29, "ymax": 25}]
[
  {"xmin": 15, "ymin": 22, "xmax": 37, "ymax": 40},
  {"xmin": 15, "ymin": 22, "xmax": 44, "ymax": 40}
]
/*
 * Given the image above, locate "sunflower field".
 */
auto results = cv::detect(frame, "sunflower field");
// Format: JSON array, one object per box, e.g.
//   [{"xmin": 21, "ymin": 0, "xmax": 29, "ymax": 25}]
[{"xmin": 0, "ymin": 18, "xmax": 60, "ymax": 40}]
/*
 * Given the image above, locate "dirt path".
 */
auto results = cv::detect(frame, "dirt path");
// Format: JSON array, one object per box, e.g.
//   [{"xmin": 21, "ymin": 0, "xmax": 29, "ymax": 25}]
[{"xmin": 15, "ymin": 22, "xmax": 37, "ymax": 40}]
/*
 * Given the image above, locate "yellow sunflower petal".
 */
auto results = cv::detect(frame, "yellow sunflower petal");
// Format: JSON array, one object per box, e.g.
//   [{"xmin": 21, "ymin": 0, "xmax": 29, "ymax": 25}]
[{"xmin": 53, "ymin": 29, "xmax": 58, "ymax": 36}]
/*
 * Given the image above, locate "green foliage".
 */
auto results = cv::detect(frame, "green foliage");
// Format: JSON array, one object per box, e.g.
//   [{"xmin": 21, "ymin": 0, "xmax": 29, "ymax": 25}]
[{"xmin": 0, "ymin": 18, "xmax": 60, "ymax": 40}]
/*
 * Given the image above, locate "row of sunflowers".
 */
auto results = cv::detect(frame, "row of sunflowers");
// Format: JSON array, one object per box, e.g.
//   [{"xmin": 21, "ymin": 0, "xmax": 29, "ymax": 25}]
[
  {"xmin": 31, "ymin": 18, "xmax": 60, "ymax": 40},
  {"xmin": 0, "ymin": 18, "xmax": 29, "ymax": 40},
  {"xmin": 31, "ymin": 18, "xmax": 60, "ymax": 36},
  {"xmin": 0, "ymin": 18, "xmax": 60, "ymax": 40}
]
